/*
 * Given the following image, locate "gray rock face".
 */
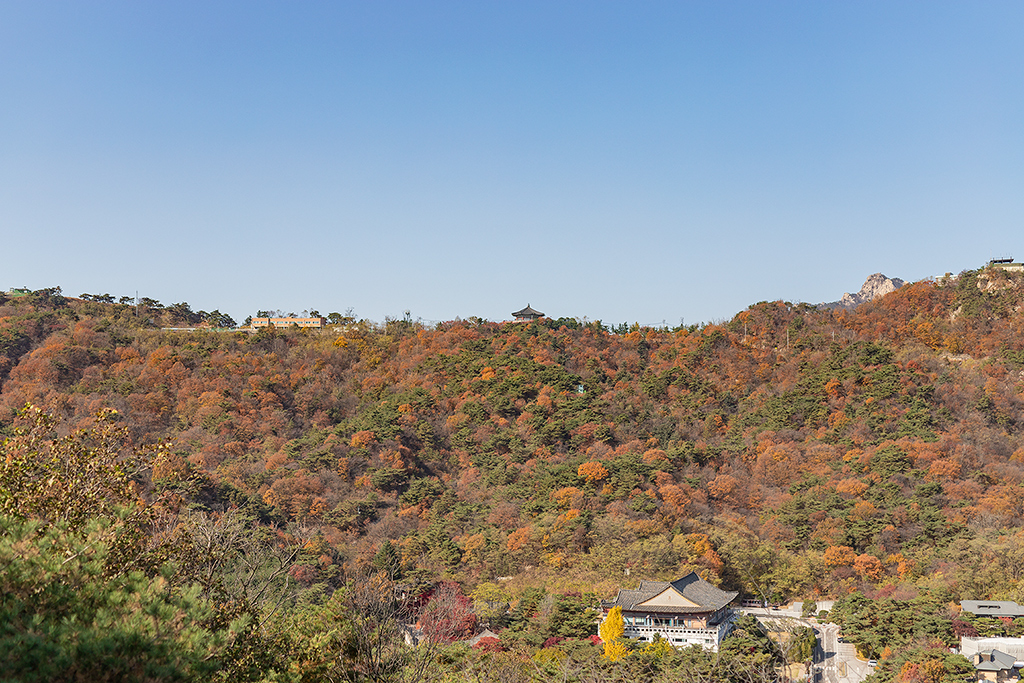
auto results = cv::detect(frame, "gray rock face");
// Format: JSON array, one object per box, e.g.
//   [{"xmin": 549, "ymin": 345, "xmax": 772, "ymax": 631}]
[{"xmin": 824, "ymin": 273, "xmax": 905, "ymax": 310}]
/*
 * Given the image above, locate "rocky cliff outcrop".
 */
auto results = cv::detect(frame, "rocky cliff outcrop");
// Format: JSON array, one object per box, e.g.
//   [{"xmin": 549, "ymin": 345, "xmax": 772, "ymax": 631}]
[{"xmin": 823, "ymin": 273, "xmax": 905, "ymax": 310}]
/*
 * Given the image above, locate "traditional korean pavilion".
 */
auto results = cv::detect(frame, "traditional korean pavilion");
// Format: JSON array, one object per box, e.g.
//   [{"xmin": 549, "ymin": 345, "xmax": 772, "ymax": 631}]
[{"xmin": 512, "ymin": 304, "xmax": 544, "ymax": 322}]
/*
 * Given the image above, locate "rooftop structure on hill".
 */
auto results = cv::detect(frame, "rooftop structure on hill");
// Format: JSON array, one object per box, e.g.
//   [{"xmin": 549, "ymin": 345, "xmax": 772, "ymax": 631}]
[
  {"xmin": 600, "ymin": 572, "xmax": 738, "ymax": 651},
  {"xmin": 962, "ymin": 601, "xmax": 1024, "ymax": 618},
  {"xmin": 250, "ymin": 316, "xmax": 325, "ymax": 330},
  {"xmin": 512, "ymin": 304, "xmax": 544, "ymax": 322},
  {"xmin": 988, "ymin": 258, "xmax": 1024, "ymax": 272}
]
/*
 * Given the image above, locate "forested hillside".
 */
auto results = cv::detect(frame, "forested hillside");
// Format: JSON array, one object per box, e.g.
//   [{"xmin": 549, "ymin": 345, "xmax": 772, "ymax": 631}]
[{"xmin": 3, "ymin": 269, "xmax": 1024, "ymax": 680}]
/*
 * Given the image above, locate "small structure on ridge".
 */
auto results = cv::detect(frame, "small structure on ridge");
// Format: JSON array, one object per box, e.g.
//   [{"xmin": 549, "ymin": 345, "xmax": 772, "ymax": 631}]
[
  {"xmin": 250, "ymin": 316, "xmax": 325, "ymax": 330},
  {"xmin": 512, "ymin": 304, "xmax": 544, "ymax": 322}
]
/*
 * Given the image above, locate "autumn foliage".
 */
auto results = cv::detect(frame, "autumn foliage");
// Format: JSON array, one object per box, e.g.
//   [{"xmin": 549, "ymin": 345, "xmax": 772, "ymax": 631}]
[{"xmin": 3, "ymin": 270, "xmax": 1024, "ymax": 612}]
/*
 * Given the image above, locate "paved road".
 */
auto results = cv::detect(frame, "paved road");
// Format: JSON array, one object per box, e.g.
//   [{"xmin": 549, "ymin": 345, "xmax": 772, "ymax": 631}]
[
  {"xmin": 817, "ymin": 621, "xmax": 841, "ymax": 683},
  {"xmin": 738, "ymin": 609, "xmax": 870, "ymax": 683}
]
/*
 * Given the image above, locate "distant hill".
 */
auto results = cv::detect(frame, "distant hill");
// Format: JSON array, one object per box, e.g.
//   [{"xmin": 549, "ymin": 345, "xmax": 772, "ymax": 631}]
[{"xmin": 3, "ymin": 267, "xmax": 1024, "ymax": 611}]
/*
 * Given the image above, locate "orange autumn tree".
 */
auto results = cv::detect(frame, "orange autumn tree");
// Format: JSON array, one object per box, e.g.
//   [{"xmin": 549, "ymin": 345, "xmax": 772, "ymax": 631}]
[
  {"xmin": 823, "ymin": 545, "xmax": 857, "ymax": 569},
  {"xmin": 577, "ymin": 461, "xmax": 609, "ymax": 484},
  {"xmin": 853, "ymin": 554, "xmax": 883, "ymax": 582}
]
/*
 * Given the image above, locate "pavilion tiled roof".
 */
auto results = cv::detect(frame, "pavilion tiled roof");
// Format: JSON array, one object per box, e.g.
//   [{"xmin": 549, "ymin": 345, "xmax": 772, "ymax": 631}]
[
  {"xmin": 602, "ymin": 572, "xmax": 738, "ymax": 615},
  {"xmin": 512, "ymin": 304, "xmax": 544, "ymax": 318}
]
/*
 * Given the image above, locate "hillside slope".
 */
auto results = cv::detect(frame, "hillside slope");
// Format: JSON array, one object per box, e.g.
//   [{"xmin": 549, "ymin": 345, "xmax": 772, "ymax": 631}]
[{"xmin": 2, "ymin": 269, "xmax": 1023, "ymax": 604}]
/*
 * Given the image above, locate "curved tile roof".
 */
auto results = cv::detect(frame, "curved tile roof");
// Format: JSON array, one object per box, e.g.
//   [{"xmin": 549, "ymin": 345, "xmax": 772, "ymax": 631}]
[
  {"xmin": 602, "ymin": 572, "xmax": 738, "ymax": 614},
  {"xmin": 512, "ymin": 304, "xmax": 544, "ymax": 318}
]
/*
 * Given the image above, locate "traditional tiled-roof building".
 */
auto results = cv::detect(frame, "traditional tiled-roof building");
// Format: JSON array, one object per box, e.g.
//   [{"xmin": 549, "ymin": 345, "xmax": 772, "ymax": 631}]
[
  {"xmin": 600, "ymin": 572, "xmax": 738, "ymax": 651},
  {"xmin": 512, "ymin": 305, "xmax": 544, "ymax": 322}
]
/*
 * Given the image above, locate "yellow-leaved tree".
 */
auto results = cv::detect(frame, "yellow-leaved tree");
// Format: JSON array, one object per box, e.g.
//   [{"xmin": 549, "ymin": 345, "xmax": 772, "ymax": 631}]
[
  {"xmin": 599, "ymin": 606, "xmax": 628, "ymax": 661},
  {"xmin": 642, "ymin": 636, "xmax": 674, "ymax": 658}
]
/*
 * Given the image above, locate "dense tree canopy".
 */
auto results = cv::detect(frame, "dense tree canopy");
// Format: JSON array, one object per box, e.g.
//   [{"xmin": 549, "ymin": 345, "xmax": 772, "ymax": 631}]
[{"xmin": 4, "ymin": 269, "xmax": 1024, "ymax": 678}]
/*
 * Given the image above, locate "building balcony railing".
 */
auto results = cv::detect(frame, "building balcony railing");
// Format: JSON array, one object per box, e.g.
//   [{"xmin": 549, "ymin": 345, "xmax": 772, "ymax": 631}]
[{"xmin": 624, "ymin": 625, "xmax": 723, "ymax": 638}]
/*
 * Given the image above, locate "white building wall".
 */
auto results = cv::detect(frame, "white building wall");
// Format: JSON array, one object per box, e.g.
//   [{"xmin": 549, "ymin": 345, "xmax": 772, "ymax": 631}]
[
  {"xmin": 613, "ymin": 614, "xmax": 735, "ymax": 652},
  {"xmin": 960, "ymin": 637, "xmax": 1024, "ymax": 659}
]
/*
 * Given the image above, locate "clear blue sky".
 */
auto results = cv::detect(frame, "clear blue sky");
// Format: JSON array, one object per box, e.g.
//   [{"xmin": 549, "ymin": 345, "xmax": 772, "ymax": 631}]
[{"xmin": 3, "ymin": 2, "xmax": 1022, "ymax": 326}]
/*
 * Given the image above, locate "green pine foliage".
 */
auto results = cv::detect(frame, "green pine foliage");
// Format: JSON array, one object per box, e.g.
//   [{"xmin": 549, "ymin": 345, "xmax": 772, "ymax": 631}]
[{"xmin": 0, "ymin": 515, "xmax": 239, "ymax": 683}]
